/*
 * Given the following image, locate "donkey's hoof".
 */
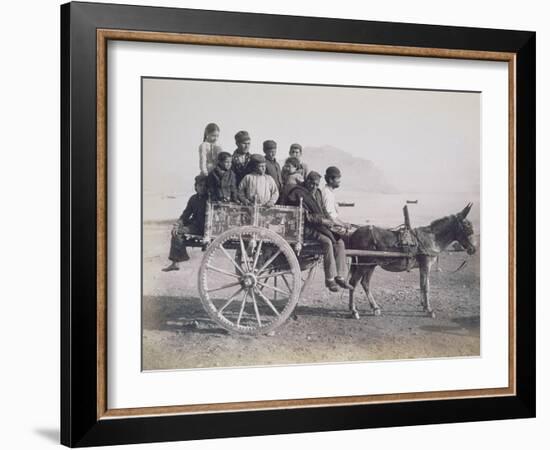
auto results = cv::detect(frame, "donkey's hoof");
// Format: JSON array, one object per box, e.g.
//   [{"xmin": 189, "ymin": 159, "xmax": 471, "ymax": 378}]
[
  {"xmin": 291, "ymin": 313, "xmax": 298, "ymax": 321},
  {"xmin": 373, "ymin": 308, "xmax": 381, "ymax": 316},
  {"xmin": 351, "ymin": 311, "xmax": 360, "ymax": 320}
]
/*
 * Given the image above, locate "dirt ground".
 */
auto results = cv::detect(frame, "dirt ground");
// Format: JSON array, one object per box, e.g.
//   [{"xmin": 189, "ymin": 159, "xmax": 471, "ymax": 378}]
[{"xmin": 142, "ymin": 224, "xmax": 480, "ymax": 370}]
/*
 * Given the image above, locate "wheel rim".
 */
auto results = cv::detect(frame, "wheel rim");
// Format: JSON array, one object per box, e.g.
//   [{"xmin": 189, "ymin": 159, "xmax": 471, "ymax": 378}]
[{"xmin": 198, "ymin": 226, "xmax": 301, "ymax": 334}]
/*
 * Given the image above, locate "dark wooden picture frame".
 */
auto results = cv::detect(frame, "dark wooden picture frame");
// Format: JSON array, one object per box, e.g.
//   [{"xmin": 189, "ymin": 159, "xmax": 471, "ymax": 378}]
[{"xmin": 61, "ymin": 1, "xmax": 535, "ymax": 447}]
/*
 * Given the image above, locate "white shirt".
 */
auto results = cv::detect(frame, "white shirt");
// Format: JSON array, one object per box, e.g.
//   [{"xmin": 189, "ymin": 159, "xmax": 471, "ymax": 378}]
[{"xmin": 321, "ymin": 185, "xmax": 339, "ymax": 220}]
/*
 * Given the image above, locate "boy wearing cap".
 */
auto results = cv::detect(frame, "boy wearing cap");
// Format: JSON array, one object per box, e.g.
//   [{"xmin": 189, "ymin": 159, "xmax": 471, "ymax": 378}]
[
  {"xmin": 263, "ymin": 140, "xmax": 283, "ymax": 195},
  {"xmin": 231, "ymin": 130, "xmax": 252, "ymax": 185},
  {"xmin": 237, "ymin": 154, "xmax": 279, "ymax": 207},
  {"xmin": 162, "ymin": 175, "xmax": 208, "ymax": 271},
  {"xmin": 207, "ymin": 152, "xmax": 238, "ymax": 203}
]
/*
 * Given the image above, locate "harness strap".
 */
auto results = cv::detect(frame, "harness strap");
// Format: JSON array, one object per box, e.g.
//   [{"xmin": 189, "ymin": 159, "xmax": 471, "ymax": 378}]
[{"xmin": 410, "ymin": 227, "xmax": 439, "ymax": 257}]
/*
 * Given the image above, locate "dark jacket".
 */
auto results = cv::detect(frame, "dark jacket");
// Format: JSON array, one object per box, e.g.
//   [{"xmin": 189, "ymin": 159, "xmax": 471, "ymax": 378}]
[
  {"xmin": 265, "ymin": 158, "xmax": 283, "ymax": 193},
  {"xmin": 207, "ymin": 166, "xmax": 238, "ymax": 202},
  {"xmin": 231, "ymin": 150, "xmax": 252, "ymax": 185},
  {"xmin": 285, "ymin": 183, "xmax": 336, "ymax": 244},
  {"xmin": 178, "ymin": 193, "xmax": 207, "ymax": 233}
]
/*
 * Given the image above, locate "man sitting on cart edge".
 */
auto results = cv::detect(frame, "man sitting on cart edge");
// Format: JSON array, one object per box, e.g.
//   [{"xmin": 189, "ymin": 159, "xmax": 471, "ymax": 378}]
[
  {"xmin": 321, "ymin": 166, "xmax": 352, "ymax": 230},
  {"xmin": 237, "ymin": 153, "xmax": 279, "ymax": 207},
  {"xmin": 284, "ymin": 171, "xmax": 353, "ymax": 292},
  {"xmin": 162, "ymin": 174, "xmax": 208, "ymax": 272}
]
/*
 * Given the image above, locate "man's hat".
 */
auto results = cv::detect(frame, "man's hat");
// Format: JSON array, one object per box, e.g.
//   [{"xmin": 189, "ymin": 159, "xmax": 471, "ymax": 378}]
[
  {"xmin": 235, "ymin": 130, "xmax": 250, "ymax": 143},
  {"xmin": 250, "ymin": 154, "xmax": 266, "ymax": 164},
  {"xmin": 325, "ymin": 166, "xmax": 342, "ymax": 178},
  {"xmin": 306, "ymin": 171, "xmax": 322, "ymax": 181},
  {"xmin": 263, "ymin": 140, "xmax": 277, "ymax": 150},
  {"xmin": 290, "ymin": 143, "xmax": 302, "ymax": 151},
  {"xmin": 194, "ymin": 174, "xmax": 208, "ymax": 184}
]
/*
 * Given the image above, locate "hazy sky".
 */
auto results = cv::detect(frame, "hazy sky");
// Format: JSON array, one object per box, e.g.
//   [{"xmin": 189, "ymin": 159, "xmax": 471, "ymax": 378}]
[{"xmin": 143, "ymin": 77, "xmax": 480, "ymax": 193}]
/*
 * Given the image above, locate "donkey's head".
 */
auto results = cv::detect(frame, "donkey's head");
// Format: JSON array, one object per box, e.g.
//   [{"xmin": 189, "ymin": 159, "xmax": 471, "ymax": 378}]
[{"xmin": 454, "ymin": 203, "xmax": 476, "ymax": 255}]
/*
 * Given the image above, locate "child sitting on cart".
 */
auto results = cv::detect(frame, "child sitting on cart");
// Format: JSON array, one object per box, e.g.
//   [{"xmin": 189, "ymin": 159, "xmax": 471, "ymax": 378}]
[
  {"xmin": 280, "ymin": 156, "xmax": 304, "ymax": 203},
  {"xmin": 162, "ymin": 174, "xmax": 208, "ymax": 272},
  {"xmin": 282, "ymin": 157, "xmax": 304, "ymax": 185},
  {"xmin": 237, "ymin": 154, "xmax": 279, "ymax": 207},
  {"xmin": 207, "ymin": 152, "xmax": 238, "ymax": 203},
  {"xmin": 282, "ymin": 143, "xmax": 308, "ymax": 181}
]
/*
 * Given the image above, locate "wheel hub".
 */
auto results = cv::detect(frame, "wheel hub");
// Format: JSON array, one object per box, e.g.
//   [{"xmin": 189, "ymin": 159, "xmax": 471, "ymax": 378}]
[{"xmin": 240, "ymin": 273, "xmax": 257, "ymax": 289}]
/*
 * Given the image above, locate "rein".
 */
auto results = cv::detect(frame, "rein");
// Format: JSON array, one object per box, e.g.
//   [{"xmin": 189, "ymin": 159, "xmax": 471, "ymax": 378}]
[
  {"xmin": 436, "ymin": 256, "xmax": 468, "ymax": 273},
  {"xmin": 449, "ymin": 259, "xmax": 468, "ymax": 273}
]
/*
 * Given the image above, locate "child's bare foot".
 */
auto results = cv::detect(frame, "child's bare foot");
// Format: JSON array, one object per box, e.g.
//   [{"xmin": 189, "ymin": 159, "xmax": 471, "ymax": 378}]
[{"xmin": 162, "ymin": 262, "xmax": 180, "ymax": 272}]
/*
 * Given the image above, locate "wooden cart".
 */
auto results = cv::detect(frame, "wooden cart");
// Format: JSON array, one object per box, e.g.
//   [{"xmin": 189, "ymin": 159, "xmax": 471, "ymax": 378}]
[{"xmin": 188, "ymin": 201, "xmax": 409, "ymax": 335}]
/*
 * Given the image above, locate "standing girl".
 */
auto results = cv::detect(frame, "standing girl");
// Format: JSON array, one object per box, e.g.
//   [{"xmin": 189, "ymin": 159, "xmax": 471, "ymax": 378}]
[{"xmin": 198, "ymin": 123, "xmax": 223, "ymax": 176}]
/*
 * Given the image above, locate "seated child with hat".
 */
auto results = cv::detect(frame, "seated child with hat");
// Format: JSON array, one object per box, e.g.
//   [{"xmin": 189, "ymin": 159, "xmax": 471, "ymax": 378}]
[
  {"xmin": 207, "ymin": 152, "xmax": 238, "ymax": 203},
  {"xmin": 162, "ymin": 175, "xmax": 208, "ymax": 272},
  {"xmin": 237, "ymin": 154, "xmax": 279, "ymax": 207}
]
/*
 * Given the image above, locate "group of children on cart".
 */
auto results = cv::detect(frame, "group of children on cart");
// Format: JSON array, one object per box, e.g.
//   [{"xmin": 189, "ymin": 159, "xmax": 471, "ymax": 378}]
[{"xmin": 162, "ymin": 122, "xmax": 353, "ymax": 293}]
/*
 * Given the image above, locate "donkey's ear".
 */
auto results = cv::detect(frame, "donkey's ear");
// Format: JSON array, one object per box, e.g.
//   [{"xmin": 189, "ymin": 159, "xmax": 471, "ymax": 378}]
[{"xmin": 458, "ymin": 202, "xmax": 473, "ymax": 219}]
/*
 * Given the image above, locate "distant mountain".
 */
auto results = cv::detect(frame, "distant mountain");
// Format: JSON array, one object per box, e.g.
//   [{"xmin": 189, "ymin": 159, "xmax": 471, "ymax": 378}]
[
  {"xmin": 144, "ymin": 145, "xmax": 397, "ymax": 195},
  {"xmin": 302, "ymin": 145, "xmax": 398, "ymax": 193}
]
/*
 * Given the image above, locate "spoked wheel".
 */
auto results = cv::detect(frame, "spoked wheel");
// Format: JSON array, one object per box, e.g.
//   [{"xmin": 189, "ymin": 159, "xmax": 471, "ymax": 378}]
[{"xmin": 198, "ymin": 226, "xmax": 301, "ymax": 335}]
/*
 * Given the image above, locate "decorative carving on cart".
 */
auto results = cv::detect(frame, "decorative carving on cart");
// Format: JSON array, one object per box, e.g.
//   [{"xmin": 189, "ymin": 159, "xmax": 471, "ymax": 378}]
[{"xmin": 204, "ymin": 201, "xmax": 304, "ymax": 245}]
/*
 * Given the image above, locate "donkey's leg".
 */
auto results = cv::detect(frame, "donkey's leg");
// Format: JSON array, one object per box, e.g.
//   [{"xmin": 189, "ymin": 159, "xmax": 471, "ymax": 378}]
[
  {"xmin": 435, "ymin": 255, "xmax": 442, "ymax": 272},
  {"xmin": 419, "ymin": 268, "xmax": 429, "ymax": 313},
  {"xmin": 419, "ymin": 256, "xmax": 436, "ymax": 318},
  {"xmin": 360, "ymin": 265, "xmax": 380, "ymax": 316},
  {"xmin": 348, "ymin": 263, "xmax": 366, "ymax": 319}
]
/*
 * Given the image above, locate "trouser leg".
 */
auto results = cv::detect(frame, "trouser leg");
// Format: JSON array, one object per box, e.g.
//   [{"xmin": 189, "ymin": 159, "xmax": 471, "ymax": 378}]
[
  {"xmin": 168, "ymin": 229, "xmax": 190, "ymax": 262},
  {"xmin": 318, "ymin": 234, "xmax": 337, "ymax": 280},
  {"xmin": 334, "ymin": 239, "xmax": 347, "ymax": 278}
]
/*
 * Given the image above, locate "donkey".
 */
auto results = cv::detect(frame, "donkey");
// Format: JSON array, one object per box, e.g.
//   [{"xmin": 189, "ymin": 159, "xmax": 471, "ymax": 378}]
[{"xmin": 347, "ymin": 203, "xmax": 476, "ymax": 319}]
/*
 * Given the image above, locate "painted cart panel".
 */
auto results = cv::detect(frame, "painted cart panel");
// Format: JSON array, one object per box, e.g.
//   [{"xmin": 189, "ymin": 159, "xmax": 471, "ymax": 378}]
[{"xmin": 203, "ymin": 201, "xmax": 304, "ymax": 245}]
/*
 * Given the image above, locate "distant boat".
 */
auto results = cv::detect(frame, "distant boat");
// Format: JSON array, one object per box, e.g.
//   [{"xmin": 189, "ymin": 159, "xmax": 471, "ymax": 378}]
[
  {"xmin": 337, "ymin": 202, "xmax": 355, "ymax": 207},
  {"xmin": 164, "ymin": 195, "xmax": 177, "ymax": 199},
  {"xmin": 406, "ymin": 200, "xmax": 418, "ymax": 204}
]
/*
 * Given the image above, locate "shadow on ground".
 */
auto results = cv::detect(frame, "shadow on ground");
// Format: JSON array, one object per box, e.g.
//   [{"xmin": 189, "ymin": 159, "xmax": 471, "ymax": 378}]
[
  {"xmin": 418, "ymin": 315, "xmax": 480, "ymax": 337},
  {"xmin": 143, "ymin": 295, "xmax": 378, "ymax": 332},
  {"xmin": 34, "ymin": 428, "xmax": 59, "ymax": 444}
]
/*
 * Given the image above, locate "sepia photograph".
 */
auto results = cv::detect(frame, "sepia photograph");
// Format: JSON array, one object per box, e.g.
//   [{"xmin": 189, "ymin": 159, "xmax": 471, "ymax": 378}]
[{"xmin": 141, "ymin": 77, "xmax": 480, "ymax": 371}]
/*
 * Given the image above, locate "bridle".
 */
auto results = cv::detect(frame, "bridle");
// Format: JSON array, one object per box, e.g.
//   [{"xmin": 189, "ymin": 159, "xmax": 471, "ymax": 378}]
[{"xmin": 452, "ymin": 214, "xmax": 475, "ymax": 254}]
